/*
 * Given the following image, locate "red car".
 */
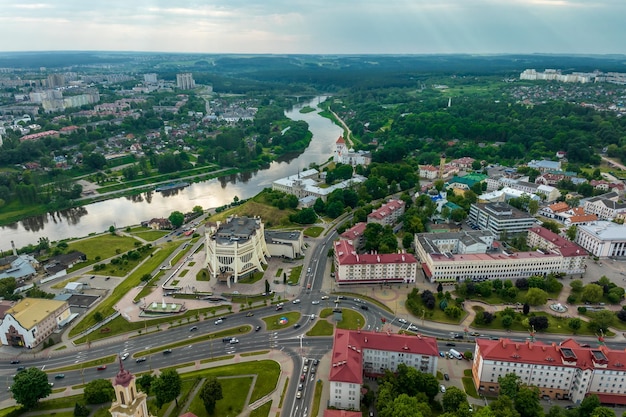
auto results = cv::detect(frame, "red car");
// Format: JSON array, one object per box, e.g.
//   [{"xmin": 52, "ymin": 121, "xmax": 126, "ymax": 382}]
[{"xmin": 97, "ymin": 365, "xmax": 107, "ymax": 371}]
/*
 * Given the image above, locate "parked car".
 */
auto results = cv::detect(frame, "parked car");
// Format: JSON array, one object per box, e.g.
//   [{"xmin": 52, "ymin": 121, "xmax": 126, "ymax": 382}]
[
  {"xmin": 246, "ymin": 312, "xmax": 254, "ymax": 317},
  {"xmin": 440, "ymin": 385, "xmax": 446, "ymax": 393},
  {"xmin": 444, "ymin": 373, "xmax": 450, "ymax": 381},
  {"xmin": 398, "ymin": 318, "xmax": 407, "ymax": 324},
  {"xmin": 320, "ymin": 296, "xmax": 329, "ymax": 300}
]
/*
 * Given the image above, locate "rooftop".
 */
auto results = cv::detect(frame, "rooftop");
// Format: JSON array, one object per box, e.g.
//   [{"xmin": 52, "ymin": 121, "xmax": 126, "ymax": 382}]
[
  {"xmin": 578, "ymin": 221, "xmax": 626, "ymax": 241},
  {"xmin": 335, "ymin": 240, "xmax": 416, "ymax": 266},
  {"xmin": 5, "ymin": 298, "xmax": 67, "ymax": 330}
]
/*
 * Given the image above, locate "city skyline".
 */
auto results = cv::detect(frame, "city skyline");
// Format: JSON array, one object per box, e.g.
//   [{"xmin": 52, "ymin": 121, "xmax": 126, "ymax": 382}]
[{"xmin": 0, "ymin": 0, "xmax": 624, "ymax": 55}]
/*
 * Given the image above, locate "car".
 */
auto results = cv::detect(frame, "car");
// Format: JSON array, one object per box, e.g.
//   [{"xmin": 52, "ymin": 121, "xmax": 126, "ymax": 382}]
[
  {"xmin": 136, "ymin": 357, "xmax": 147, "ymax": 363},
  {"xmin": 307, "ymin": 267, "xmax": 311, "ymax": 273},
  {"xmin": 580, "ymin": 343, "xmax": 590, "ymax": 348},
  {"xmin": 303, "ymin": 366, "xmax": 308, "ymax": 373},
  {"xmin": 470, "ymin": 332, "xmax": 480, "ymax": 337},
  {"xmin": 440, "ymin": 385, "xmax": 446, "ymax": 393},
  {"xmin": 49, "ymin": 382, "xmax": 54, "ymax": 387},
  {"xmin": 298, "ymin": 383, "xmax": 304, "ymax": 391},
  {"xmin": 454, "ymin": 334, "xmax": 464, "ymax": 339},
  {"xmin": 313, "ymin": 359, "xmax": 319, "ymax": 366},
  {"xmin": 312, "ymin": 300, "xmax": 320, "ymax": 305},
  {"xmin": 229, "ymin": 338, "xmax": 239, "ymax": 344},
  {"xmin": 310, "ymin": 366, "xmax": 316, "ymax": 374},
  {"xmin": 255, "ymin": 326, "xmax": 262, "ymax": 332},
  {"xmin": 190, "ymin": 326, "xmax": 198, "ymax": 332},
  {"xmin": 105, "ymin": 276, "xmax": 110, "ymax": 281},
  {"xmin": 398, "ymin": 318, "xmax": 407, "ymax": 324},
  {"xmin": 54, "ymin": 374, "xmax": 65, "ymax": 379},
  {"xmin": 97, "ymin": 365, "xmax": 107, "ymax": 371},
  {"xmin": 90, "ymin": 275, "xmax": 95, "ymax": 279},
  {"xmin": 232, "ymin": 291, "xmax": 240, "ymax": 295},
  {"xmin": 565, "ymin": 406, "xmax": 577, "ymax": 410},
  {"xmin": 296, "ymin": 391, "xmax": 302, "ymax": 399},
  {"xmin": 293, "ymin": 299, "xmax": 301, "ymax": 304},
  {"xmin": 121, "ymin": 352, "xmax": 129, "ymax": 360},
  {"xmin": 407, "ymin": 324, "xmax": 418, "ymax": 331},
  {"xmin": 354, "ymin": 298, "xmax": 362, "ymax": 303},
  {"xmin": 321, "ymin": 296, "xmax": 329, "ymax": 300},
  {"xmin": 223, "ymin": 337, "xmax": 233, "ymax": 343},
  {"xmin": 294, "ymin": 323, "xmax": 301, "ymax": 329},
  {"xmin": 439, "ymin": 351, "xmax": 445, "ymax": 357},
  {"xmin": 304, "ymin": 358, "xmax": 309, "ymax": 365},
  {"xmin": 446, "ymin": 343, "xmax": 456, "ymax": 347},
  {"xmin": 300, "ymin": 374, "xmax": 305, "ymax": 382},
  {"xmin": 16, "ymin": 366, "xmax": 25, "ymax": 371},
  {"xmin": 360, "ymin": 305, "xmax": 369, "ymax": 310},
  {"xmin": 330, "ymin": 272, "xmax": 335, "ymax": 277},
  {"xmin": 9, "ymin": 360, "xmax": 19, "ymax": 364},
  {"xmin": 469, "ymin": 405, "xmax": 473, "ymax": 412},
  {"xmin": 215, "ymin": 319, "xmax": 223, "ymax": 325},
  {"xmin": 163, "ymin": 349, "xmax": 172, "ymax": 354},
  {"xmin": 337, "ymin": 295, "xmax": 345, "ymax": 300},
  {"xmin": 246, "ymin": 312, "xmax": 254, "ymax": 317},
  {"xmin": 444, "ymin": 373, "xmax": 450, "ymax": 381}
]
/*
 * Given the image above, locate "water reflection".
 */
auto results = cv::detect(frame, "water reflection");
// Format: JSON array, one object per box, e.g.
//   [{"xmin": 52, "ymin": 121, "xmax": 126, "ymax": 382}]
[{"xmin": 2, "ymin": 95, "xmax": 341, "ymax": 247}]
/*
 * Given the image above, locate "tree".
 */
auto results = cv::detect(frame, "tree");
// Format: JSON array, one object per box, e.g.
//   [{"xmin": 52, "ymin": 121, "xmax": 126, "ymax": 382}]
[
  {"xmin": 136, "ymin": 374, "xmax": 155, "ymax": 393},
  {"xmin": 108, "ymin": 225, "xmax": 116, "ymax": 234},
  {"xmin": 588, "ymin": 310, "xmax": 615, "ymax": 334},
  {"xmin": 192, "ymin": 205, "xmax": 203, "ymax": 214},
  {"xmin": 528, "ymin": 199, "xmax": 539, "ymax": 216},
  {"xmin": 528, "ymin": 315, "xmax": 549, "ymax": 331},
  {"xmin": 498, "ymin": 373, "xmax": 521, "ymax": 399},
  {"xmin": 566, "ymin": 225, "xmax": 578, "ymax": 241},
  {"xmin": 379, "ymin": 393, "xmax": 423, "ymax": 417},
  {"xmin": 591, "ymin": 408, "xmax": 616, "ymax": 417},
  {"xmin": 152, "ymin": 369, "xmax": 181, "ymax": 408},
  {"xmin": 11, "ymin": 367, "xmax": 52, "ymax": 408},
  {"xmin": 490, "ymin": 395, "xmax": 520, "ymax": 417},
  {"xmin": 168, "ymin": 211, "xmax": 185, "ymax": 229},
  {"xmin": 524, "ymin": 287, "xmax": 548, "ymax": 306},
  {"xmin": 541, "ymin": 221, "xmax": 560, "ymax": 234},
  {"xmin": 522, "ymin": 303, "xmax": 530, "ymax": 315},
  {"xmin": 582, "ymin": 284, "xmax": 603, "ymax": 303},
  {"xmin": 73, "ymin": 402, "xmax": 90, "ymax": 417},
  {"xmin": 579, "ymin": 394, "xmax": 600, "ymax": 417},
  {"xmin": 570, "ymin": 279, "xmax": 583, "ymax": 293},
  {"xmin": 442, "ymin": 386, "xmax": 468, "ymax": 412},
  {"xmin": 514, "ymin": 386, "xmax": 541, "ymax": 417},
  {"xmin": 199, "ymin": 376, "xmax": 223, "ymax": 415},
  {"xmin": 464, "ymin": 351, "xmax": 473, "ymax": 360},
  {"xmin": 568, "ymin": 318, "xmax": 583, "ymax": 333},
  {"xmin": 83, "ymin": 379, "xmax": 115, "ymax": 404},
  {"xmin": 502, "ymin": 314, "xmax": 514, "ymax": 329}
]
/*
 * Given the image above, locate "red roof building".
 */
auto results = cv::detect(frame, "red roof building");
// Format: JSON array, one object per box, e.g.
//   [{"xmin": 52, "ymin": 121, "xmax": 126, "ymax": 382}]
[
  {"xmin": 367, "ymin": 199, "xmax": 405, "ymax": 226},
  {"xmin": 334, "ymin": 240, "xmax": 418, "ymax": 284},
  {"xmin": 323, "ymin": 411, "xmax": 361, "ymax": 417},
  {"xmin": 329, "ymin": 329, "xmax": 439, "ymax": 410},
  {"xmin": 473, "ymin": 338, "xmax": 626, "ymax": 405},
  {"xmin": 340, "ymin": 222, "xmax": 367, "ymax": 250}
]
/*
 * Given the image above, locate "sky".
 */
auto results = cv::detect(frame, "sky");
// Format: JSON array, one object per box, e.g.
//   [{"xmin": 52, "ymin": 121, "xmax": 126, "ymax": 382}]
[{"xmin": 0, "ymin": 0, "xmax": 624, "ymax": 55}]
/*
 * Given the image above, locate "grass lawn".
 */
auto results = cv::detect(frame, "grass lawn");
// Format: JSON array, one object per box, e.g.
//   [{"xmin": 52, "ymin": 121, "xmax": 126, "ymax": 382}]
[
  {"xmin": 463, "ymin": 376, "xmax": 480, "ymax": 398},
  {"xmin": 318, "ymin": 308, "xmax": 364, "ymax": 330},
  {"xmin": 129, "ymin": 228, "xmax": 169, "ymax": 241},
  {"xmin": 89, "ymin": 246, "xmax": 159, "ymax": 277},
  {"xmin": 208, "ymin": 200, "xmax": 294, "ymax": 228},
  {"xmin": 405, "ymin": 296, "xmax": 466, "ymax": 325},
  {"xmin": 188, "ymin": 376, "xmax": 253, "ymax": 417},
  {"xmin": 69, "ymin": 242, "xmax": 179, "ymax": 337},
  {"xmin": 472, "ymin": 310, "xmax": 598, "ymax": 336},
  {"xmin": 249, "ymin": 400, "xmax": 272, "ymax": 417},
  {"xmin": 263, "ymin": 312, "xmax": 301, "ymax": 330},
  {"xmin": 238, "ymin": 271, "xmax": 265, "ymax": 284},
  {"xmin": 179, "ymin": 269, "xmax": 189, "ymax": 277},
  {"xmin": 276, "ymin": 268, "xmax": 283, "ymax": 277},
  {"xmin": 464, "ymin": 285, "xmax": 563, "ymax": 306},
  {"xmin": 48, "ymin": 355, "xmax": 116, "ymax": 372},
  {"xmin": 66, "ymin": 234, "xmax": 139, "ymax": 261},
  {"xmin": 310, "ymin": 380, "xmax": 323, "ymax": 417},
  {"xmin": 307, "ymin": 320, "xmax": 334, "ymax": 336},
  {"xmin": 196, "ymin": 269, "xmax": 210, "ymax": 281},
  {"xmin": 288, "ymin": 265, "xmax": 303, "ymax": 285},
  {"xmin": 303, "ymin": 226, "xmax": 324, "ymax": 237},
  {"xmin": 299, "ymin": 106, "xmax": 316, "ymax": 113}
]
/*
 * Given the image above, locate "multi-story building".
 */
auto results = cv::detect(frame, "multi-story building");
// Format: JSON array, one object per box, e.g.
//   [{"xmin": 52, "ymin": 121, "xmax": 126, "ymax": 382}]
[
  {"xmin": 176, "ymin": 73, "xmax": 195, "ymax": 90},
  {"xmin": 0, "ymin": 298, "xmax": 72, "ymax": 348},
  {"xmin": 449, "ymin": 157, "xmax": 476, "ymax": 170},
  {"xmin": 526, "ymin": 227, "xmax": 587, "ymax": 274},
  {"xmin": 333, "ymin": 136, "xmax": 371, "ymax": 167},
  {"xmin": 272, "ymin": 169, "xmax": 366, "ymax": 202},
  {"xmin": 329, "ymin": 329, "xmax": 439, "ymax": 410},
  {"xmin": 415, "ymin": 229, "xmax": 584, "ymax": 283},
  {"xmin": 333, "ymin": 240, "xmax": 417, "ymax": 284},
  {"xmin": 367, "ymin": 199, "xmax": 405, "ymax": 226},
  {"xmin": 204, "ymin": 216, "xmax": 270, "ymax": 286},
  {"xmin": 488, "ymin": 177, "xmax": 561, "ymax": 202},
  {"xmin": 469, "ymin": 202, "xmax": 536, "ymax": 238},
  {"xmin": 473, "ymin": 337, "xmax": 626, "ymax": 405},
  {"xmin": 419, "ymin": 165, "xmax": 439, "ymax": 180},
  {"xmin": 264, "ymin": 230, "xmax": 304, "ymax": 259},
  {"xmin": 575, "ymin": 221, "xmax": 626, "ymax": 258},
  {"xmin": 583, "ymin": 193, "xmax": 626, "ymax": 221},
  {"xmin": 340, "ymin": 222, "xmax": 367, "ymax": 250}
]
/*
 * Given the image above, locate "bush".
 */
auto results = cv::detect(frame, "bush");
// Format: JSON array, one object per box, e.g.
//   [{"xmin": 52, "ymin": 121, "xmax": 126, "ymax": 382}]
[{"xmin": 578, "ymin": 306, "xmax": 587, "ymax": 314}]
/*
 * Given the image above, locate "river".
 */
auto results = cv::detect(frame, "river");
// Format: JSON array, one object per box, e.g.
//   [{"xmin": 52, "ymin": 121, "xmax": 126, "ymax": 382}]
[{"xmin": 2, "ymin": 96, "xmax": 342, "ymax": 248}]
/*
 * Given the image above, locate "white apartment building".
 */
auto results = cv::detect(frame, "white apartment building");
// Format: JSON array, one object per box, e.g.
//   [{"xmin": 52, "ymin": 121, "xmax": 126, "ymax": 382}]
[
  {"xmin": 487, "ymin": 177, "xmax": 560, "ymax": 202},
  {"xmin": 329, "ymin": 329, "xmax": 439, "ymax": 411},
  {"xmin": 367, "ymin": 199, "xmax": 405, "ymax": 226},
  {"xmin": 583, "ymin": 193, "xmax": 626, "ymax": 221},
  {"xmin": 469, "ymin": 202, "xmax": 536, "ymax": 238},
  {"xmin": 526, "ymin": 227, "xmax": 587, "ymax": 274},
  {"xmin": 176, "ymin": 73, "xmax": 195, "ymax": 90},
  {"xmin": 473, "ymin": 338, "xmax": 626, "ymax": 405},
  {"xmin": 415, "ymin": 229, "xmax": 584, "ymax": 283},
  {"xmin": 204, "ymin": 216, "xmax": 270, "ymax": 286},
  {"xmin": 576, "ymin": 221, "xmax": 626, "ymax": 258},
  {"xmin": 334, "ymin": 240, "xmax": 418, "ymax": 284}
]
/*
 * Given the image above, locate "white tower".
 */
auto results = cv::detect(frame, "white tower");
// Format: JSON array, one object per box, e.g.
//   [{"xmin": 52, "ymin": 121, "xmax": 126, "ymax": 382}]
[{"xmin": 334, "ymin": 136, "xmax": 347, "ymax": 163}]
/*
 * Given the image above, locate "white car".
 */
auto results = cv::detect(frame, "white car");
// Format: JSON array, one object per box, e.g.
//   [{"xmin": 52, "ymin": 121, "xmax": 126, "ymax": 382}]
[
  {"xmin": 215, "ymin": 319, "xmax": 223, "ymax": 325},
  {"xmin": 121, "ymin": 352, "xmax": 129, "ymax": 361},
  {"xmin": 408, "ymin": 324, "xmax": 419, "ymax": 331},
  {"xmin": 229, "ymin": 338, "xmax": 239, "ymax": 344},
  {"xmin": 312, "ymin": 300, "xmax": 320, "ymax": 305},
  {"xmin": 293, "ymin": 299, "xmax": 301, "ymax": 304},
  {"xmin": 440, "ymin": 385, "xmax": 446, "ymax": 393},
  {"xmin": 320, "ymin": 296, "xmax": 329, "ymax": 300},
  {"xmin": 398, "ymin": 318, "xmax": 407, "ymax": 324}
]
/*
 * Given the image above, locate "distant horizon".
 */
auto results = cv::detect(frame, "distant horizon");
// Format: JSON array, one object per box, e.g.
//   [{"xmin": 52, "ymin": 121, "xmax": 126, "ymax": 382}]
[{"xmin": 0, "ymin": 1, "xmax": 624, "ymax": 55}]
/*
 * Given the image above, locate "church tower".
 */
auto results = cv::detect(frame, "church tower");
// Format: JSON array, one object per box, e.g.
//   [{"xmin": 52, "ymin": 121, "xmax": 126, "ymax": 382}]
[
  {"xmin": 438, "ymin": 153, "xmax": 446, "ymax": 180},
  {"xmin": 109, "ymin": 357, "xmax": 154, "ymax": 417},
  {"xmin": 334, "ymin": 136, "xmax": 347, "ymax": 163}
]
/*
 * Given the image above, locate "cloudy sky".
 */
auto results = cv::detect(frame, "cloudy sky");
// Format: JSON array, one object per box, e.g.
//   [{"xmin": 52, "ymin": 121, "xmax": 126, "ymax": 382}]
[{"xmin": 0, "ymin": 0, "xmax": 624, "ymax": 55}]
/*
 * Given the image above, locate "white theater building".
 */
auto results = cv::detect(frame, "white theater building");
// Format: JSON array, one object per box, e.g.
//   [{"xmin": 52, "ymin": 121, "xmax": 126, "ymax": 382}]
[{"xmin": 204, "ymin": 216, "xmax": 270, "ymax": 286}]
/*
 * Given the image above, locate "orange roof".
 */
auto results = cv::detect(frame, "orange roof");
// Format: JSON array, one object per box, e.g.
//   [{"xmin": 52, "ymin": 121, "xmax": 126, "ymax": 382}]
[
  {"xmin": 336, "ymin": 136, "xmax": 345, "ymax": 143},
  {"xmin": 548, "ymin": 202, "xmax": 569, "ymax": 213},
  {"xmin": 569, "ymin": 214, "xmax": 598, "ymax": 224}
]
